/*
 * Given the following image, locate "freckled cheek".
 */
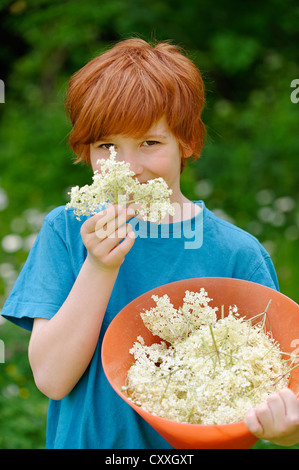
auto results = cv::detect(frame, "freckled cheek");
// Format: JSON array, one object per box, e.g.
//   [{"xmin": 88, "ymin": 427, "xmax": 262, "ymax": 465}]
[
  {"xmin": 145, "ymin": 156, "xmax": 173, "ymax": 177},
  {"xmin": 159, "ymin": 162, "xmax": 178, "ymax": 183},
  {"xmin": 90, "ymin": 162, "xmax": 99, "ymax": 173},
  {"xmin": 90, "ymin": 151, "xmax": 107, "ymax": 173},
  {"xmin": 90, "ymin": 152, "xmax": 99, "ymax": 171}
]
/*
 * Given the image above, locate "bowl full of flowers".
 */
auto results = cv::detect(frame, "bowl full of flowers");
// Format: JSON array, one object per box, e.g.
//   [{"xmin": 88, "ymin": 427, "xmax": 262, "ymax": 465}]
[{"xmin": 101, "ymin": 277, "xmax": 299, "ymax": 449}]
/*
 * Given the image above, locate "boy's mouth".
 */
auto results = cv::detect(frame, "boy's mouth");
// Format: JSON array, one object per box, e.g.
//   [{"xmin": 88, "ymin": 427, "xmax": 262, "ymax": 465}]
[{"xmin": 132, "ymin": 176, "xmax": 148, "ymax": 184}]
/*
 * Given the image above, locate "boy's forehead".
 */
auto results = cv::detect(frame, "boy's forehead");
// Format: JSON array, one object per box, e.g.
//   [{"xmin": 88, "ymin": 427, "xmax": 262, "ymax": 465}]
[
  {"xmin": 145, "ymin": 118, "xmax": 170, "ymax": 137},
  {"xmin": 147, "ymin": 118, "xmax": 169, "ymax": 133},
  {"xmin": 99, "ymin": 118, "xmax": 171, "ymax": 141}
]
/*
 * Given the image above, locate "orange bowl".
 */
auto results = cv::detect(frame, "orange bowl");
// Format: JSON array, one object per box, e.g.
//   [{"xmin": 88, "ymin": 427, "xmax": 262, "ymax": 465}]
[{"xmin": 101, "ymin": 277, "xmax": 299, "ymax": 449}]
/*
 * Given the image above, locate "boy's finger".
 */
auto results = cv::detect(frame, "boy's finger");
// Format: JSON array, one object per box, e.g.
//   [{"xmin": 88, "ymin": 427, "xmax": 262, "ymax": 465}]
[
  {"xmin": 244, "ymin": 408, "xmax": 263, "ymax": 436},
  {"xmin": 105, "ymin": 227, "xmax": 135, "ymax": 265},
  {"xmin": 81, "ymin": 205, "xmax": 118, "ymax": 234},
  {"xmin": 99, "ymin": 204, "xmax": 129, "ymax": 225},
  {"xmin": 266, "ymin": 393, "xmax": 286, "ymax": 430},
  {"xmin": 93, "ymin": 205, "xmax": 122, "ymax": 232},
  {"xmin": 101, "ymin": 224, "xmax": 132, "ymax": 251},
  {"xmin": 95, "ymin": 207, "xmax": 134, "ymax": 240},
  {"xmin": 279, "ymin": 388, "xmax": 299, "ymax": 417}
]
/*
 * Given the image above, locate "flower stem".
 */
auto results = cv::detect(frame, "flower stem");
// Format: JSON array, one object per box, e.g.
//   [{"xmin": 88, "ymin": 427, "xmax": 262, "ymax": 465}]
[{"xmin": 209, "ymin": 325, "xmax": 220, "ymax": 363}]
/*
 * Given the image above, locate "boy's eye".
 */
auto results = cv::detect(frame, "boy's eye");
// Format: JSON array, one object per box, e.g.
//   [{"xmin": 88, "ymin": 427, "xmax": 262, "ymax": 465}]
[
  {"xmin": 100, "ymin": 143, "xmax": 114, "ymax": 150},
  {"xmin": 143, "ymin": 140, "xmax": 159, "ymax": 147}
]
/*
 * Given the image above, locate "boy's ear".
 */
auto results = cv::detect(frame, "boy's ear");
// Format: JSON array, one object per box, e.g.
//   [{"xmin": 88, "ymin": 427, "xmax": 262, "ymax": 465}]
[{"xmin": 181, "ymin": 144, "xmax": 194, "ymax": 160}]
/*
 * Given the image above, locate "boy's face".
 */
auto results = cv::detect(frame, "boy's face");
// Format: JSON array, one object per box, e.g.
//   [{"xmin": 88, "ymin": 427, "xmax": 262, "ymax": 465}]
[{"xmin": 89, "ymin": 117, "xmax": 183, "ymax": 202}]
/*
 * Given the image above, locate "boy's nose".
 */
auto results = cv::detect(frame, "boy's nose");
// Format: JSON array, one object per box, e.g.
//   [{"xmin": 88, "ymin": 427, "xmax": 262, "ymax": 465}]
[{"xmin": 121, "ymin": 150, "xmax": 143, "ymax": 176}]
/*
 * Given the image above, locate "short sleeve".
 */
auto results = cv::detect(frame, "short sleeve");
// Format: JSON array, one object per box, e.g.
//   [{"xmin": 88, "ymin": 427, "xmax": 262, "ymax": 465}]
[
  {"xmin": 248, "ymin": 253, "xmax": 279, "ymax": 291},
  {"xmin": 1, "ymin": 215, "xmax": 76, "ymax": 331}
]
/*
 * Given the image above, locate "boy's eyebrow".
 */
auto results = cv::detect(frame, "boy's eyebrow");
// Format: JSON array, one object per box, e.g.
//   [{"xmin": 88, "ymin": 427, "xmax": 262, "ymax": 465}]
[
  {"xmin": 142, "ymin": 133, "xmax": 168, "ymax": 140},
  {"xmin": 93, "ymin": 133, "xmax": 169, "ymax": 144}
]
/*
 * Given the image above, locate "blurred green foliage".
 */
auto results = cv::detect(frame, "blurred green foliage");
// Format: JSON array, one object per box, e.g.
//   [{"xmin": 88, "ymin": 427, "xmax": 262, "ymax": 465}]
[{"xmin": 0, "ymin": 0, "xmax": 298, "ymax": 449}]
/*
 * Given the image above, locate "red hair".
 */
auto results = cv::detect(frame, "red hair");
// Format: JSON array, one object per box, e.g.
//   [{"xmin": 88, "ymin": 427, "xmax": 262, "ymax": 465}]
[{"xmin": 65, "ymin": 38, "xmax": 206, "ymax": 170}]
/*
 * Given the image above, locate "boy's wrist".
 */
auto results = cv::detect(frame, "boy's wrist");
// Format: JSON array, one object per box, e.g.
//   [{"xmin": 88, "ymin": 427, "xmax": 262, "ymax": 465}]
[{"xmin": 85, "ymin": 253, "xmax": 120, "ymax": 276}]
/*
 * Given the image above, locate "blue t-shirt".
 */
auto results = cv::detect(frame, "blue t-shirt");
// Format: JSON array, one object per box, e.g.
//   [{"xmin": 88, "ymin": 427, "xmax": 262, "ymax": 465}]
[{"xmin": 1, "ymin": 201, "xmax": 279, "ymax": 449}]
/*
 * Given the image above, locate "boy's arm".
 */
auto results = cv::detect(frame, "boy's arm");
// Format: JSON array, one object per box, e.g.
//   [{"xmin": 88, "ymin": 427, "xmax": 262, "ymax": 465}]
[{"xmin": 28, "ymin": 205, "xmax": 135, "ymax": 400}]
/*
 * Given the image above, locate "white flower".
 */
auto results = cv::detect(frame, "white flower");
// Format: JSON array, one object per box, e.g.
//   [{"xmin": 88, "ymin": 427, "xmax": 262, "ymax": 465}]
[
  {"xmin": 140, "ymin": 289, "xmax": 218, "ymax": 344},
  {"xmin": 125, "ymin": 290, "xmax": 292, "ymax": 425},
  {"xmin": 66, "ymin": 146, "xmax": 174, "ymax": 223}
]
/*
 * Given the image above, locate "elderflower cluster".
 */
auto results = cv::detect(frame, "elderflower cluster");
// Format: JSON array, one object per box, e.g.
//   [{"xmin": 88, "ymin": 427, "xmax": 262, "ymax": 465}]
[
  {"xmin": 140, "ymin": 289, "xmax": 218, "ymax": 343},
  {"xmin": 66, "ymin": 146, "xmax": 174, "ymax": 223},
  {"xmin": 124, "ymin": 290, "xmax": 290, "ymax": 425}
]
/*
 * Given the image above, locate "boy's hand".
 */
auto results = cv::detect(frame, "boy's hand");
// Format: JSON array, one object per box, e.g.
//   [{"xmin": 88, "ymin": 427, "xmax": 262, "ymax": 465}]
[
  {"xmin": 244, "ymin": 388, "xmax": 299, "ymax": 447},
  {"xmin": 80, "ymin": 204, "xmax": 135, "ymax": 272}
]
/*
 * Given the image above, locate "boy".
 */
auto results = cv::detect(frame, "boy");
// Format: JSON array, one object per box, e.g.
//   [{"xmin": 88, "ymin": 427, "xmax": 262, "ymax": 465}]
[{"xmin": 2, "ymin": 38, "xmax": 299, "ymax": 449}]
